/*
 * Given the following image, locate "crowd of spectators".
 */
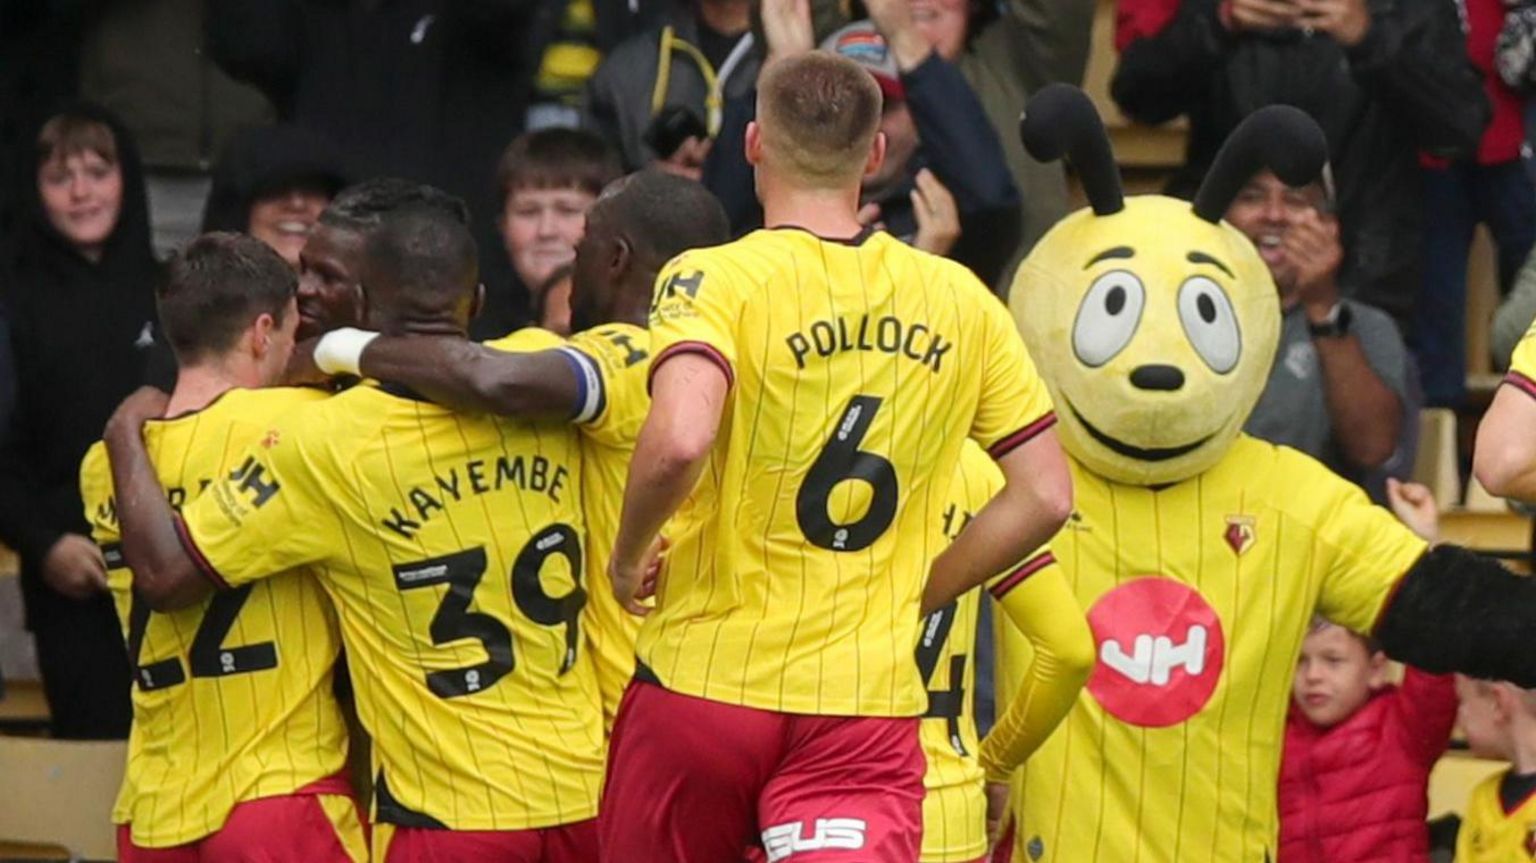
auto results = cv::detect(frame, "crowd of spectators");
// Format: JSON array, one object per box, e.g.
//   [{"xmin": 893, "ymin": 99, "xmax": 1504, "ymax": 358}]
[{"xmin": 6, "ymin": 7, "xmax": 1536, "ymax": 849}]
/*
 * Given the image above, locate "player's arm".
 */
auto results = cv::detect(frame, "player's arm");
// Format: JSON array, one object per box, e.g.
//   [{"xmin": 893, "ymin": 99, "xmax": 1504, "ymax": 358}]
[
  {"xmin": 311, "ymin": 329, "xmax": 598, "ymax": 420},
  {"xmin": 610, "ymin": 353, "xmax": 727, "ymax": 613},
  {"xmin": 978, "ymin": 553, "xmax": 1095, "ymax": 782},
  {"xmin": 1473, "ymin": 376, "xmax": 1536, "ymax": 502},
  {"xmin": 101, "ymin": 387, "xmax": 212, "ymax": 611},
  {"xmin": 924, "ymin": 284, "xmax": 1073, "ymax": 614}
]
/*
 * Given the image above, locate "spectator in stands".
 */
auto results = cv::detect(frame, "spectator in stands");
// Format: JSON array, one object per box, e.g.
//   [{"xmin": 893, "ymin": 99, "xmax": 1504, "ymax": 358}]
[
  {"xmin": 79, "ymin": 0, "xmax": 275, "ymax": 256},
  {"xmin": 585, "ymin": 0, "xmax": 763, "ymax": 177},
  {"xmin": 206, "ymin": 0, "xmax": 548, "ymax": 329},
  {"xmin": 1414, "ymin": 0, "xmax": 1536, "ymax": 410},
  {"xmin": 1453, "ymin": 675, "xmax": 1536, "ymax": 860},
  {"xmin": 1110, "ymin": 0, "xmax": 1489, "ymax": 325},
  {"xmin": 906, "ymin": 0, "xmax": 1094, "ymax": 281},
  {"xmin": 490, "ymin": 127, "xmax": 620, "ymax": 340},
  {"xmin": 200, "ymin": 125, "xmax": 349, "ymax": 270},
  {"xmin": 704, "ymin": 0, "xmax": 1021, "ymax": 287},
  {"xmin": 0, "ymin": 105, "xmax": 160, "ymax": 740},
  {"xmin": 144, "ymin": 124, "xmax": 350, "ymax": 391},
  {"xmin": 1277, "ymin": 480, "xmax": 1455, "ymax": 863},
  {"xmin": 1229, "ymin": 169, "xmax": 1414, "ymax": 496}
]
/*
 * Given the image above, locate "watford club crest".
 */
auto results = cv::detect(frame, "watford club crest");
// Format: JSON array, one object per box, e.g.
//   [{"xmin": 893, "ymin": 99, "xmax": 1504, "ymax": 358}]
[{"xmin": 1224, "ymin": 515, "xmax": 1255, "ymax": 556}]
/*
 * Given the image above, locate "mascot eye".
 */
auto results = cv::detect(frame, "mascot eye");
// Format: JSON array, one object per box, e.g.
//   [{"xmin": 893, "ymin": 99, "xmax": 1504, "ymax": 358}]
[
  {"xmin": 1177, "ymin": 276, "xmax": 1241, "ymax": 374},
  {"xmin": 1072, "ymin": 270, "xmax": 1146, "ymax": 368}
]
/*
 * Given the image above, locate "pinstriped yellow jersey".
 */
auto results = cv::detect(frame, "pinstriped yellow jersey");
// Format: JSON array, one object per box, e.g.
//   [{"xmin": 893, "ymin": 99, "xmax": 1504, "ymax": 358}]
[
  {"xmin": 999, "ymin": 437, "xmax": 1426, "ymax": 863},
  {"xmin": 923, "ymin": 443, "xmax": 1084, "ymax": 862},
  {"xmin": 563, "ymin": 323, "xmax": 652, "ymax": 729},
  {"xmin": 176, "ymin": 331, "xmax": 605, "ymax": 831},
  {"xmin": 78, "ymin": 387, "xmax": 348, "ymax": 847},
  {"xmin": 1505, "ymin": 318, "xmax": 1536, "ymax": 399},
  {"xmin": 1456, "ymin": 770, "xmax": 1536, "ymax": 862},
  {"xmin": 639, "ymin": 227, "xmax": 1056, "ymax": 717}
]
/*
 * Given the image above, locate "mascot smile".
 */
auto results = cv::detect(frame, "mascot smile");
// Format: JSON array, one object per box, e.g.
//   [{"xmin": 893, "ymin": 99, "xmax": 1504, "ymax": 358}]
[{"xmin": 1010, "ymin": 88, "xmax": 1319, "ymax": 485}]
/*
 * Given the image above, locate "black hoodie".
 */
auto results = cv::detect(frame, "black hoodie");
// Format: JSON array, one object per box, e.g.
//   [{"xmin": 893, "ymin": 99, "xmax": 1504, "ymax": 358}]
[
  {"xmin": 0, "ymin": 103, "xmax": 161, "ymax": 625},
  {"xmin": 199, "ymin": 123, "xmax": 348, "ymax": 234}
]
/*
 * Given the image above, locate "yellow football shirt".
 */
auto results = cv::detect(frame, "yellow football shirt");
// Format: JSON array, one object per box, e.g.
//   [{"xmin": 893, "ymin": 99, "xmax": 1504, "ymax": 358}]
[
  {"xmin": 1457, "ymin": 770, "xmax": 1536, "ymax": 862},
  {"xmin": 176, "ymin": 369, "xmax": 605, "ymax": 830},
  {"xmin": 1506, "ymin": 318, "xmax": 1536, "ymax": 400},
  {"xmin": 995, "ymin": 435, "xmax": 1427, "ymax": 862},
  {"xmin": 564, "ymin": 323, "xmax": 653, "ymax": 729},
  {"xmin": 640, "ymin": 227, "xmax": 1057, "ymax": 717},
  {"xmin": 927, "ymin": 443, "xmax": 1090, "ymax": 862},
  {"xmin": 79, "ymin": 387, "xmax": 349, "ymax": 848}
]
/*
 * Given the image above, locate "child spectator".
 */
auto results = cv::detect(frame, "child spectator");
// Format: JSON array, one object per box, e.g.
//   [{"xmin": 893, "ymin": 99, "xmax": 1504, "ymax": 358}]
[
  {"xmin": 1453, "ymin": 675, "xmax": 1536, "ymax": 861},
  {"xmin": 483, "ymin": 127, "xmax": 619, "ymax": 340},
  {"xmin": 1277, "ymin": 479, "xmax": 1458, "ymax": 862}
]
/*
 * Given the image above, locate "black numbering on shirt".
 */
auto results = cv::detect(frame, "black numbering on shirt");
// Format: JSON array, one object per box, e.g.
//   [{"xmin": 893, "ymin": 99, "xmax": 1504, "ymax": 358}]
[
  {"xmin": 394, "ymin": 527, "xmax": 586, "ymax": 699},
  {"xmin": 126, "ymin": 583, "xmax": 277, "ymax": 691},
  {"xmin": 796, "ymin": 394, "xmax": 899, "ymax": 553},
  {"xmin": 917, "ymin": 601, "xmax": 968, "ymax": 756}
]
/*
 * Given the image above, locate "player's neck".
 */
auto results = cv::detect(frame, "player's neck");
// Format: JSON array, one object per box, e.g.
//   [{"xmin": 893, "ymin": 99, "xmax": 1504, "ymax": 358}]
[
  {"xmin": 761, "ymin": 186, "xmax": 865, "ymax": 241},
  {"xmin": 166, "ymin": 363, "xmax": 252, "ymax": 417}
]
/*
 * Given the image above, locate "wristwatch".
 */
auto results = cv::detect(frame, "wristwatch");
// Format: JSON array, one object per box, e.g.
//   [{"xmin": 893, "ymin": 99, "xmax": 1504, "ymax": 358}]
[{"xmin": 1307, "ymin": 302, "xmax": 1352, "ymax": 339}]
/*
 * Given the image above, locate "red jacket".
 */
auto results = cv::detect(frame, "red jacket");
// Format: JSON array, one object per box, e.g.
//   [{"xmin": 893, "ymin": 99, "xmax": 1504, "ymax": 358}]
[{"xmin": 1277, "ymin": 669, "xmax": 1458, "ymax": 863}]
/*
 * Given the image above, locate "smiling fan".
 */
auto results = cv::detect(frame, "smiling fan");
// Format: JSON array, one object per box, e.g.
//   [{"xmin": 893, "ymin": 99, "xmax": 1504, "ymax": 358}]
[{"xmin": 1009, "ymin": 87, "xmax": 1326, "ymax": 487}]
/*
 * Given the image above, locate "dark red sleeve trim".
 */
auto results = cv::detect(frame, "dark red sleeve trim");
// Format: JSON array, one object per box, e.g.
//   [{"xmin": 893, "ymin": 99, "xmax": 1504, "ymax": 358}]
[
  {"xmin": 987, "ymin": 412, "xmax": 1058, "ymax": 460},
  {"xmin": 989, "ymin": 551, "xmax": 1057, "ymax": 599},
  {"xmin": 1504, "ymin": 370, "xmax": 1536, "ymax": 401},
  {"xmin": 174, "ymin": 516, "xmax": 232, "ymax": 591},
  {"xmin": 648, "ymin": 341, "xmax": 735, "ymax": 394}
]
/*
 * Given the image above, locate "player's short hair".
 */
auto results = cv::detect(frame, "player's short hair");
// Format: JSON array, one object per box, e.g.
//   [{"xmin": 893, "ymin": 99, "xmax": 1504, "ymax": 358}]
[
  {"xmin": 597, "ymin": 171, "xmax": 730, "ymax": 265},
  {"xmin": 361, "ymin": 202, "xmax": 480, "ymax": 312},
  {"xmin": 496, "ymin": 128, "xmax": 621, "ymax": 204},
  {"xmin": 159, "ymin": 232, "xmax": 296, "ymax": 365},
  {"xmin": 757, "ymin": 53, "xmax": 882, "ymax": 189},
  {"xmin": 320, "ymin": 178, "xmax": 472, "ymax": 234},
  {"xmin": 36, "ymin": 112, "xmax": 118, "ymax": 167}
]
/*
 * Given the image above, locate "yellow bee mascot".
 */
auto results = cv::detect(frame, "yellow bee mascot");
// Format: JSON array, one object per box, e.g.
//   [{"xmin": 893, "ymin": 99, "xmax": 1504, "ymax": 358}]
[{"xmin": 983, "ymin": 85, "xmax": 1536, "ymax": 863}]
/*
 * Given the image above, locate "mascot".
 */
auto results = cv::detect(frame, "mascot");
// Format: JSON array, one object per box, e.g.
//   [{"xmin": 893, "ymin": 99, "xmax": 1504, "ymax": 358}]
[{"xmin": 981, "ymin": 85, "xmax": 1536, "ymax": 863}]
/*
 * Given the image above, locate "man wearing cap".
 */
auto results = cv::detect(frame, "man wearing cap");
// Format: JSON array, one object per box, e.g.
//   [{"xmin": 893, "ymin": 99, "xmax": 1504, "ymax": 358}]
[
  {"xmin": 1226, "ymin": 168, "xmax": 1415, "ymax": 499},
  {"xmin": 704, "ymin": 0, "xmax": 1022, "ymax": 287}
]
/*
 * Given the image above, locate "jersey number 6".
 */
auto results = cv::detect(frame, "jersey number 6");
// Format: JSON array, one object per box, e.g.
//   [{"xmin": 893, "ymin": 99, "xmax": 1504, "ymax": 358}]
[
  {"xmin": 797, "ymin": 395, "xmax": 900, "ymax": 552},
  {"xmin": 392, "ymin": 524, "xmax": 585, "ymax": 699}
]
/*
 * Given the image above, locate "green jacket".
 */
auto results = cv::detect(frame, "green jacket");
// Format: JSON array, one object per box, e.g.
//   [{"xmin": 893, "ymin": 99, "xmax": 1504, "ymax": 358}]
[{"xmin": 79, "ymin": 0, "xmax": 273, "ymax": 172}]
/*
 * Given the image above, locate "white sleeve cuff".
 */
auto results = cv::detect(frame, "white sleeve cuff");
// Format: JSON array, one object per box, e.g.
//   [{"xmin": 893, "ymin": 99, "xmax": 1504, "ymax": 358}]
[{"xmin": 313, "ymin": 328, "xmax": 380, "ymax": 377}]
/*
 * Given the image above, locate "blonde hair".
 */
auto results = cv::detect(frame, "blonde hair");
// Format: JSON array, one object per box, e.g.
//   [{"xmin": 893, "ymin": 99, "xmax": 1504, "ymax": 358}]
[
  {"xmin": 757, "ymin": 53, "xmax": 882, "ymax": 189},
  {"xmin": 36, "ymin": 114, "xmax": 118, "ymax": 168}
]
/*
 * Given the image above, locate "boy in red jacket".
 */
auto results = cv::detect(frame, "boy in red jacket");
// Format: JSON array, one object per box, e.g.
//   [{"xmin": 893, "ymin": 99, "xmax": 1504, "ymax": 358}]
[{"xmin": 1278, "ymin": 479, "xmax": 1459, "ymax": 863}]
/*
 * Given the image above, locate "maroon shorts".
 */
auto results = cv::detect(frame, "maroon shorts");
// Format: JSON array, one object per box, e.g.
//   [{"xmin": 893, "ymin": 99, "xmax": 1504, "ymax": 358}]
[
  {"xmin": 117, "ymin": 777, "xmax": 365, "ymax": 862},
  {"xmin": 599, "ymin": 681, "xmax": 925, "ymax": 863},
  {"xmin": 377, "ymin": 818, "xmax": 598, "ymax": 863}
]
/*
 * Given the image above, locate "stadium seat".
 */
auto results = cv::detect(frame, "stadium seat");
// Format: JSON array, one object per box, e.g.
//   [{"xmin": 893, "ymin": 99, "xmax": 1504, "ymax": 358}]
[
  {"xmin": 1428, "ymin": 750, "xmax": 1508, "ymax": 820},
  {"xmin": 0, "ymin": 737, "xmax": 123, "ymax": 861},
  {"xmin": 1412, "ymin": 408, "xmax": 1461, "ymax": 509}
]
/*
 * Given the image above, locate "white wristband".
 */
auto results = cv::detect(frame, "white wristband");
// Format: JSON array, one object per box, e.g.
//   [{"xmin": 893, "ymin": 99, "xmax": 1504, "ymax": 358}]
[{"xmin": 313, "ymin": 327, "xmax": 379, "ymax": 377}]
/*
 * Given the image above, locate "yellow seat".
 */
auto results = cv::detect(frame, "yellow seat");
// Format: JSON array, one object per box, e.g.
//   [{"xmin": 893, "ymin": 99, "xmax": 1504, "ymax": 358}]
[{"xmin": 0, "ymin": 736, "xmax": 123, "ymax": 861}]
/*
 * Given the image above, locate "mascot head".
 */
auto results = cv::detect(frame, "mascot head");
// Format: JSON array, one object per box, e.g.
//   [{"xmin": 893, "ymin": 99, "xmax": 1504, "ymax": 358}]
[{"xmin": 1009, "ymin": 86, "xmax": 1328, "ymax": 486}]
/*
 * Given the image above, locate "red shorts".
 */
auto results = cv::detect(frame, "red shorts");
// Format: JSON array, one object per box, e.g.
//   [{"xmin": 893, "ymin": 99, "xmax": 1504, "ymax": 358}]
[
  {"xmin": 599, "ymin": 681, "xmax": 925, "ymax": 863},
  {"xmin": 376, "ymin": 818, "xmax": 597, "ymax": 863},
  {"xmin": 990, "ymin": 823, "xmax": 1015, "ymax": 863},
  {"xmin": 117, "ymin": 780, "xmax": 366, "ymax": 862}
]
